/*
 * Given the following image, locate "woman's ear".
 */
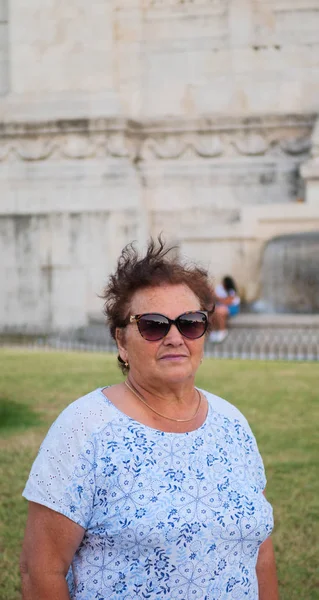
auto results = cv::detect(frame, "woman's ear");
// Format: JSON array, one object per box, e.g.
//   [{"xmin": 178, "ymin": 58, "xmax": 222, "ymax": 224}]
[{"xmin": 115, "ymin": 328, "xmax": 127, "ymax": 364}]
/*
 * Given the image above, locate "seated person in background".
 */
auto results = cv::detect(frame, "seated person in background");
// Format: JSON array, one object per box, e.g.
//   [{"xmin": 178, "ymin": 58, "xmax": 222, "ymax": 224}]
[{"xmin": 209, "ymin": 275, "xmax": 240, "ymax": 343}]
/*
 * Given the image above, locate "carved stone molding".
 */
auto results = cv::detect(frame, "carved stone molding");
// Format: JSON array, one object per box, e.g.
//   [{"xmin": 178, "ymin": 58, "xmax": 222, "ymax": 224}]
[
  {"xmin": 0, "ymin": 114, "xmax": 315, "ymax": 163},
  {"xmin": 300, "ymin": 117, "xmax": 319, "ymax": 182}
]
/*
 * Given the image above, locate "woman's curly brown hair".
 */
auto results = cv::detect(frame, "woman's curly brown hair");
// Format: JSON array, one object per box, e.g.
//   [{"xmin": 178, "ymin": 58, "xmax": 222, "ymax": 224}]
[{"xmin": 101, "ymin": 236, "xmax": 215, "ymax": 374}]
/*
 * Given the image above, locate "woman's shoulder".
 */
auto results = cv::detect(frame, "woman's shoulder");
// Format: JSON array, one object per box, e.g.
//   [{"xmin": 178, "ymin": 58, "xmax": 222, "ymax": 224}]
[
  {"xmin": 200, "ymin": 388, "xmax": 250, "ymax": 430},
  {"xmin": 45, "ymin": 387, "xmax": 117, "ymax": 441}
]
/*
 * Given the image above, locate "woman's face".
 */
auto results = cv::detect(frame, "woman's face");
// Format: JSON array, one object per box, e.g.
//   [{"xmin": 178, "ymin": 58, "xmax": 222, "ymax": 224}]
[{"xmin": 116, "ymin": 284, "xmax": 205, "ymax": 387}]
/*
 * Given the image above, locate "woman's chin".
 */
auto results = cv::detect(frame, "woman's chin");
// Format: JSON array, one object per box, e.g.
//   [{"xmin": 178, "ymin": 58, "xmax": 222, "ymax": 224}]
[{"xmin": 156, "ymin": 361, "xmax": 195, "ymax": 382}]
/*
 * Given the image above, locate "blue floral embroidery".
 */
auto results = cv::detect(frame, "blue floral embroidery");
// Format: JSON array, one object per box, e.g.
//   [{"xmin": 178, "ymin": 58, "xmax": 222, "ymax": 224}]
[{"xmin": 23, "ymin": 388, "xmax": 274, "ymax": 599}]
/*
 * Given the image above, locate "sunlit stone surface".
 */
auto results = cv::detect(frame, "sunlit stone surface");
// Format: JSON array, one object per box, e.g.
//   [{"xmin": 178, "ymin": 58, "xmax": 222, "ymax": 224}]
[{"xmin": 0, "ymin": 0, "xmax": 319, "ymax": 328}]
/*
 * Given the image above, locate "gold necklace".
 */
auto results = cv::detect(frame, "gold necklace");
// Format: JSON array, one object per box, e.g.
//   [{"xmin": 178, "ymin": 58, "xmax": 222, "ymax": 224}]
[{"xmin": 124, "ymin": 379, "xmax": 202, "ymax": 423}]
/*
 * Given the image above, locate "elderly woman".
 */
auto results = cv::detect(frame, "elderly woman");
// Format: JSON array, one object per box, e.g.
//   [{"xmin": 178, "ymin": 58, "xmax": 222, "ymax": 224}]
[{"xmin": 20, "ymin": 239, "xmax": 278, "ymax": 600}]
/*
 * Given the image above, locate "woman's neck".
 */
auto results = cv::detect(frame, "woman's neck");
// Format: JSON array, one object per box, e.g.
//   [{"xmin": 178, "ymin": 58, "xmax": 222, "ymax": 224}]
[{"xmin": 127, "ymin": 373, "xmax": 197, "ymax": 412}]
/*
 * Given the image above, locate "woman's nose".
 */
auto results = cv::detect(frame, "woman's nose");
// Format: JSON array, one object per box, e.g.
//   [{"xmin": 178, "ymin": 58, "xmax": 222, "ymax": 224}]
[{"xmin": 162, "ymin": 324, "xmax": 184, "ymax": 345}]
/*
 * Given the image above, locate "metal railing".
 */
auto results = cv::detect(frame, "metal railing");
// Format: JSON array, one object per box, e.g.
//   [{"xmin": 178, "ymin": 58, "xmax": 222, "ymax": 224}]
[
  {"xmin": 204, "ymin": 326, "xmax": 319, "ymax": 361},
  {"xmin": 1, "ymin": 320, "xmax": 318, "ymax": 361}
]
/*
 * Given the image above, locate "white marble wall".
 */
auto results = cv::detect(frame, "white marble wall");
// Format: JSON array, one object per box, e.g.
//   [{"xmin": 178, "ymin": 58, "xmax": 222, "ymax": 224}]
[
  {"xmin": 0, "ymin": 212, "xmax": 139, "ymax": 329},
  {"xmin": 0, "ymin": 0, "xmax": 8, "ymax": 95},
  {"xmin": 1, "ymin": 0, "xmax": 319, "ymax": 329},
  {"xmin": 0, "ymin": 121, "xmax": 142, "ymax": 329},
  {"xmin": 2, "ymin": 0, "xmax": 319, "ymax": 120},
  {"xmin": 3, "ymin": 0, "xmax": 119, "ymax": 120},
  {"xmin": 114, "ymin": 0, "xmax": 319, "ymax": 119}
]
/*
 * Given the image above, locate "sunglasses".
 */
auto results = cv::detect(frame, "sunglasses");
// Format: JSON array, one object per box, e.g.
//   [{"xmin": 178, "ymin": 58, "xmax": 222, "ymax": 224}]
[{"xmin": 129, "ymin": 311, "xmax": 208, "ymax": 341}]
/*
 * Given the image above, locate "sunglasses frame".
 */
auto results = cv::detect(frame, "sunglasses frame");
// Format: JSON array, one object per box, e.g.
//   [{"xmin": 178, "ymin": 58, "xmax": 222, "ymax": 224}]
[{"xmin": 129, "ymin": 310, "xmax": 209, "ymax": 341}]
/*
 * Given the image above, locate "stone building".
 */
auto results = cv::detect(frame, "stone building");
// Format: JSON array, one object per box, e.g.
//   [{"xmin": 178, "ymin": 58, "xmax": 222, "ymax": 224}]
[{"xmin": 1, "ymin": 0, "xmax": 319, "ymax": 330}]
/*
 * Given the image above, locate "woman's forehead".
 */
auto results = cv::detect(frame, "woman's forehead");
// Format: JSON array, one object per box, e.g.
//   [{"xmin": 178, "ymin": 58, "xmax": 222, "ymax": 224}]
[{"xmin": 130, "ymin": 284, "xmax": 201, "ymax": 314}]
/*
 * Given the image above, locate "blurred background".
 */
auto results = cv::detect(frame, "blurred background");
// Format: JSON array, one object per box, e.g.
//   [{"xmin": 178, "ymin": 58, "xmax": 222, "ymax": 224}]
[
  {"xmin": 1, "ymin": 6, "xmax": 319, "ymax": 598},
  {"xmin": 0, "ymin": 0, "xmax": 319, "ymax": 357}
]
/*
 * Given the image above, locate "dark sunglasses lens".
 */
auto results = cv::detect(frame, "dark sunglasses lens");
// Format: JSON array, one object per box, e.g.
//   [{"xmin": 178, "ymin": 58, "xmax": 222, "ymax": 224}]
[
  {"xmin": 137, "ymin": 314, "xmax": 170, "ymax": 341},
  {"xmin": 177, "ymin": 312, "xmax": 208, "ymax": 339}
]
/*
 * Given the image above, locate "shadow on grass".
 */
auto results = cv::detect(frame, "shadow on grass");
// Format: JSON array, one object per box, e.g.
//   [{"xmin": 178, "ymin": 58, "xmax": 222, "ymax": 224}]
[{"xmin": 0, "ymin": 397, "xmax": 42, "ymax": 433}]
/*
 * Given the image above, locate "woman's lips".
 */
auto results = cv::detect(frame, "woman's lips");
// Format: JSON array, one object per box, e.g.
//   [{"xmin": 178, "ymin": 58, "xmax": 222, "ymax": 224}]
[{"xmin": 160, "ymin": 354, "xmax": 188, "ymax": 360}]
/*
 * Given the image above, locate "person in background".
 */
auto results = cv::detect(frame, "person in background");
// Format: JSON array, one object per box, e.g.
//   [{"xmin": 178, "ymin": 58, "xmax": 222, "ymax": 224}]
[
  {"xmin": 209, "ymin": 275, "xmax": 240, "ymax": 343},
  {"xmin": 20, "ymin": 239, "xmax": 277, "ymax": 600}
]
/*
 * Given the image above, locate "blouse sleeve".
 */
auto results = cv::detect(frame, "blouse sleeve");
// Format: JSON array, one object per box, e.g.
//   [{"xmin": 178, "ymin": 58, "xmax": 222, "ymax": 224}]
[
  {"xmin": 22, "ymin": 403, "xmax": 97, "ymax": 529},
  {"xmin": 235, "ymin": 416, "xmax": 267, "ymax": 492}
]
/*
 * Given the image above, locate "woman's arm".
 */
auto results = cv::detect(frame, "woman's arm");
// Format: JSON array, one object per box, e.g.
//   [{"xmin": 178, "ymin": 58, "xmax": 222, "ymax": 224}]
[
  {"xmin": 256, "ymin": 536, "xmax": 279, "ymax": 600},
  {"xmin": 20, "ymin": 501, "xmax": 85, "ymax": 600},
  {"xmin": 213, "ymin": 290, "xmax": 239, "ymax": 306},
  {"xmin": 214, "ymin": 295, "xmax": 234, "ymax": 306}
]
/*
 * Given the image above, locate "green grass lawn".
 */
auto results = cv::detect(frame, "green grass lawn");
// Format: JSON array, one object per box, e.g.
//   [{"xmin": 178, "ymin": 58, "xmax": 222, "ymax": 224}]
[{"xmin": 0, "ymin": 348, "xmax": 318, "ymax": 600}]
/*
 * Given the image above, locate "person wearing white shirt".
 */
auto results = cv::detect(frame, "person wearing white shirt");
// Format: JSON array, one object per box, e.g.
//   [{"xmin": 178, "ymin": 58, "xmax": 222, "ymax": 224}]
[{"xmin": 209, "ymin": 276, "xmax": 240, "ymax": 343}]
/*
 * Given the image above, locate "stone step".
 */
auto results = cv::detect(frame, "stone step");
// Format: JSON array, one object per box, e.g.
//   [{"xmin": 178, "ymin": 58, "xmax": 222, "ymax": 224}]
[{"xmin": 229, "ymin": 313, "xmax": 319, "ymax": 328}]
